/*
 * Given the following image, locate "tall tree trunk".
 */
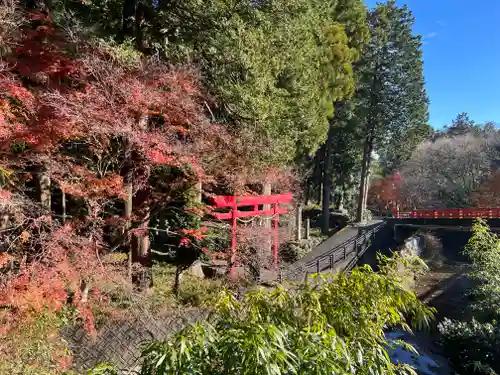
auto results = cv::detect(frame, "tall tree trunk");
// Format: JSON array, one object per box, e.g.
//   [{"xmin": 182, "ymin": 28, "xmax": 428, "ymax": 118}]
[
  {"xmin": 39, "ymin": 166, "xmax": 51, "ymax": 212},
  {"xmin": 295, "ymin": 204, "xmax": 302, "ymax": 241},
  {"xmin": 357, "ymin": 71, "xmax": 380, "ymax": 223},
  {"xmin": 121, "ymin": 0, "xmax": 149, "ymax": 52},
  {"xmin": 335, "ymin": 187, "xmax": 344, "ymax": 211},
  {"xmin": 364, "ymin": 170, "xmax": 371, "ymax": 217},
  {"xmin": 132, "ymin": 204, "xmax": 152, "ymax": 289},
  {"xmin": 130, "ymin": 114, "xmax": 151, "ymax": 288},
  {"xmin": 263, "ymin": 181, "xmax": 272, "ymax": 228},
  {"xmin": 322, "ymin": 124, "xmax": 334, "ymax": 235},
  {"xmin": 122, "ymin": 137, "xmax": 134, "ymax": 282},
  {"xmin": 121, "ymin": 0, "xmax": 137, "ymax": 39},
  {"xmin": 125, "ymin": 180, "xmax": 133, "ymax": 281},
  {"xmin": 304, "ymin": 180, "xmax": 310, "ymax": 206},
  {"xmin": 356, "ymin": 143, "xmax": 369, "ymax": 223},
  {"xmin": 0, "ymin": 170, "xmax": 9, "ymax": 251},
  {"xmin": 356, "ymin": 126, "xmax": 375, "ymax": 222},
  {"xmin": 314, "ymin": 145, "xmax": 324, "ymax": 205},
  {"xmin": 0, "ymin": 210, "xmax": 8, "ymax": 253}
]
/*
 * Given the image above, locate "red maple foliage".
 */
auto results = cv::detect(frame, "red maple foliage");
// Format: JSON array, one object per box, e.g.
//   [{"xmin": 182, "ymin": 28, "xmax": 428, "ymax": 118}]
[
  {"xmin": 0, "ymin": 14, "xmax": 208, "ymax": 335},
  {"xmin": 471, "ymin": 170, "xmax": 500, "ymax": 207},
  {"xmin": 0, "ymin": 11, "xmax": 295, "ymax": 350},
  {"xmin": 368, "ymin": 172, "xmax": 403, "ymax": 213}
]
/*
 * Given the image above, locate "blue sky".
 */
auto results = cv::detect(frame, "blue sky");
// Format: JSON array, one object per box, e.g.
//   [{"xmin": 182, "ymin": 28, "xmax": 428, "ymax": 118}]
[{"xmin": 365, "ymin": 0, "xmax": 500, "ymax": 129}]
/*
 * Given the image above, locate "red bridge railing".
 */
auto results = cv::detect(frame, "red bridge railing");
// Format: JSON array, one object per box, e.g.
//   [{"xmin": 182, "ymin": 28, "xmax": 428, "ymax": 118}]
[{"xmin": 395, "ymin": 208, "xmax": 500, "ymax": 219}]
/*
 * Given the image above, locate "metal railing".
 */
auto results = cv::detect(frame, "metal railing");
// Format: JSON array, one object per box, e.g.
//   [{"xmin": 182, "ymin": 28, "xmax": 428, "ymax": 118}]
[{"xmin": 283, "ymin": 222, "xmax": 386, "ymax": 282}]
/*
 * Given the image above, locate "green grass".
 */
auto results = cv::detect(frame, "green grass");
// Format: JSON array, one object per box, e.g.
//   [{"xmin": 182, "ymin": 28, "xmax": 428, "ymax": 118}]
[
  {"xmin": 90, "ymin": 262, "xmax": 228, "ymax": 320},
  {"xmin": 146, "ymin": 263, "xmax": 227, "ymax": 310},
  {"xmin": 0, "ymin": 309, "xmax": 72, "ymax": 375}
]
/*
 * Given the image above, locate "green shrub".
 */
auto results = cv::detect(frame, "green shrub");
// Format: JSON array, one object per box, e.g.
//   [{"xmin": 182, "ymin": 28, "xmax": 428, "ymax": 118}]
[
  {"xmin": 62, "ymin": 363, "xmax": 119, "ymax": 375},
  {"xmin": 139, "ymin": 254, "xmax": 434, "ymax": 375},
  {"xmin": 279, "ymin": 240, "xmax": 312, "ymax": 263},
  {"xmin": 438, "ymin": 219, "xmax": 500, "ymax": 374},
  {"xmin": 438, "ymin": 318, "xmax": 500, "ymax": 374},
  {"xmin": 463, "ymin": 219, "xmax": 500, "ymax": 317},
  {"xmin": 280, "ymin": 235, "xmax": 327, "ymax": 264},
  {"xmin": 146, "ymin": 263, "xmax": 226, "ymax": 310},
  {"xmin": 86, "ymin": 363, "xmax": 119, "ymax": 375}
]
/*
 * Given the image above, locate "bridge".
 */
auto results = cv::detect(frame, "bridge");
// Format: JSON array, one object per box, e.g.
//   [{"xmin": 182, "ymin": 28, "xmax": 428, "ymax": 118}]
[
  {"xmin": 283, "ymin": 207, "xmax": 500, "ymax": 282},
  {"xmin": 392, "ymin": 207, "xmax": 500, "ymax": 233},
  {"xmin": 395, "ymin": 207, "xmax": 500, "ymax": 220}
]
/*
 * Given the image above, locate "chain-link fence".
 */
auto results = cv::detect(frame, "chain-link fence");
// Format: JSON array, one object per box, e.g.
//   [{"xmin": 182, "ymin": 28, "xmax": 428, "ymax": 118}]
[
  {"xmin": 62, "ymin": 221, "xmax": 387, "ymax": 374},
  {"xmin": 62, "ymin": 307, "xmax": 210, "ymax": 374}
]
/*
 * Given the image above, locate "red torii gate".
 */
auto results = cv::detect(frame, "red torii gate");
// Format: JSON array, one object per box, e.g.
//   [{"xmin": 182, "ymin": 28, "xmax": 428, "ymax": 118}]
[{"xmin": 210, "ymin": 193, "xmax": 293, "ymax": 277}]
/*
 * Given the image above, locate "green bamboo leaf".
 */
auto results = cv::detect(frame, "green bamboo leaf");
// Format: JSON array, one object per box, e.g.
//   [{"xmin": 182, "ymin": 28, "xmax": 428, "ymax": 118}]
[{"xmin": 155, "ymin": 353, "xmax": 167, "ymax": 368}]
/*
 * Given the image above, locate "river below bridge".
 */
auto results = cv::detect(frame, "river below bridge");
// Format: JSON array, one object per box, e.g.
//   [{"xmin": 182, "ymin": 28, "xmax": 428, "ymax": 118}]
[{"xmin": 387, "ymin": 231, "xmax": 475, "ymax": 375}]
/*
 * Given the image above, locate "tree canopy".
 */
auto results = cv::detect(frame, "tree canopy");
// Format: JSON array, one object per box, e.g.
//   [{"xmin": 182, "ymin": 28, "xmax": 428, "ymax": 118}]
[
  {"xmin": 0, "ymin": 0, "xmax": 457, "ymax": 372},
  {"xmin": 397, "ymin": 115, "xmax": 500, "ymax": 209}
]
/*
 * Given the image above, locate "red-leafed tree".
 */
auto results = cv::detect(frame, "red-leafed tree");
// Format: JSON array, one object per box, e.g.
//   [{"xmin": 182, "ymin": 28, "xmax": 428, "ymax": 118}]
[
  {"xmin": 471, "ymin": 170, "xmax": 500, "ymax": 207},
  {"xmin": 0, "ymin": 11, "xmax": 283, "ymax": 348},
  {"xmin": 367, "ymin": 172, "xmax": 403, "ymax": 214}
]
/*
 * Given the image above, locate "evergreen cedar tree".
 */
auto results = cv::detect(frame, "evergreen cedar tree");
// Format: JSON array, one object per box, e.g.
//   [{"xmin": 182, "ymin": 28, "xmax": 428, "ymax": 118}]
[
  {"xmin": 0, "ymin": 11, "xmax": 294, "ymax": 341},
  {"xmin": 307, "ymin": 0, "xmax": 429, "ymax": 228}
]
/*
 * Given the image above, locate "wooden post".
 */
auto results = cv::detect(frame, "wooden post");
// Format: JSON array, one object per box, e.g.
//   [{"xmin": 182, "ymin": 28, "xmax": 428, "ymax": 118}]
[
  {"xmin": 295, "ymin": 204, "xmax": 302, "ymax": 241},
  {"xmin": 305, "ymin": 218, "xmax": 311, "ymax": 240}
]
